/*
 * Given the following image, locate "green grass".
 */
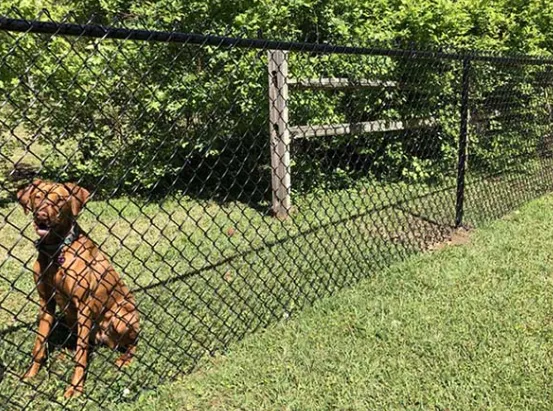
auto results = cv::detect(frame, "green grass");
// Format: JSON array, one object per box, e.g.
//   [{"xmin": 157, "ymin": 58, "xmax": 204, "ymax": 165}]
[
  {"xmin": 0, "ymin": 159, "xmax": 552, "ymax": 410},
  {"xmin": 126, "ymin": 192, "xmax": 553, "ymax": 411},
  {"xmin": 0, "ymin": 179, "xmax": 451, "ymax": 409}
]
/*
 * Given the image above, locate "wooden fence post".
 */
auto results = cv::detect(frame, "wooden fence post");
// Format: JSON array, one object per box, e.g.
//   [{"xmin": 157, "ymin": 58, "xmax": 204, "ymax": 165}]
[{"xmin": 268, "ymin": 50, "xmax": 292, "ymax": 218}]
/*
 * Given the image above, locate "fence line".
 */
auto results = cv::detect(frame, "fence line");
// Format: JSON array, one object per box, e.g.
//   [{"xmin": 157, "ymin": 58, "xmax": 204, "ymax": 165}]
[
  {"xmin": 2, "ymin": 16, "xmax": 553, "ymax": 64},
  {"xmin": 1, "ymin": 11, "xmax": 553, "ymax": 410}
]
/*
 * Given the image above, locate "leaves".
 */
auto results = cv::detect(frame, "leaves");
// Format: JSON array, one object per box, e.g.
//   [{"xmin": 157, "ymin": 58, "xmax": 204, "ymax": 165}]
[{"xmin": 1, "ymin": 0, "xmax": 552, "ymax": 198}]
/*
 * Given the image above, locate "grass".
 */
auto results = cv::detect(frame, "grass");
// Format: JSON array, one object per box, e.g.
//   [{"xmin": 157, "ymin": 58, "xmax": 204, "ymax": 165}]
[
  {"xmin": 0, "ymin": 158, "xmax": 552, "ymax": 410},
  {"xmin": 126, "ymin": 192, "xmax": 553, "ymax": 410}
]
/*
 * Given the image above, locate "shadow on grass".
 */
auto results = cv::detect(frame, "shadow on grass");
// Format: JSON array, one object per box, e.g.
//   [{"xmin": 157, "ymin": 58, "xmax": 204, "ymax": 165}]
[
  {"xmin": 0, "ymin": 180, "xmax": 458, "ymax": 345},
  {"xmin": 1, "ymin": 162, "xmax": 552, "ymax": 409},
  {"xmin": 134, "ymin": 183, "xmax": 458, "ymax": 294}
]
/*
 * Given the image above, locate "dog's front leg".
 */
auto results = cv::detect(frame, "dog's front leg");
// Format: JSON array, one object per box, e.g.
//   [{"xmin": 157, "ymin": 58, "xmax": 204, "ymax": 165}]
[
  {"xmin": 64, "ymin": 303, "xmax": 92, "ymax": 398},
  {"xmin": 24, "ymin": 296, "xmax": 55, "ymax": 379},
  {"xmin": 24, "ymin": 261, "xmax": 55, "ymax": 380}
]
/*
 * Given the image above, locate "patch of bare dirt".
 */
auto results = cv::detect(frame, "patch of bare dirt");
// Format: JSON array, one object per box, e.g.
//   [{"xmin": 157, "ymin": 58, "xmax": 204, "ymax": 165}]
[
  {"xmin": 427, "ymin": 227, "xmax": 472, "ymax": 251},
  {"xmin": 359, "ymin": 208, "xmax": 461, "ymax": 252}
]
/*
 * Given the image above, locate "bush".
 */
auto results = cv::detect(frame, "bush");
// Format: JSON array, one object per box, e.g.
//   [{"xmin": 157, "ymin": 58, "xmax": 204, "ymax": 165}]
[{"xmin": 1, "ymin": 0, "xmax": 553, "ymax": 201}]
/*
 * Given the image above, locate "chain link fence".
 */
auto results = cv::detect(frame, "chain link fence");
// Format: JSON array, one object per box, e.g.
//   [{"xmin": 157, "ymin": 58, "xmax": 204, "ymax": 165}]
[{"xmin": 1, "ymin": 9, "xmax": 553, "ymax": 409}]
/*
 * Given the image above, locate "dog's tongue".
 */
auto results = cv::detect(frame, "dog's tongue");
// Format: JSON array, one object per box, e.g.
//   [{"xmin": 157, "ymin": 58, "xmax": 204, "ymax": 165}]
[
  {"xmin": 36, "ymin": 229, "xmax": 50, "ymax": 237},
  {"xmin": 34, "ymin": 223, "xmax": 50, "ymax": 237}
]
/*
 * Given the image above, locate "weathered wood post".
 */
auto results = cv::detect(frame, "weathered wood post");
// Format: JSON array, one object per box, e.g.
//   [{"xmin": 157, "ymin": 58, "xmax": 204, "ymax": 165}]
[{"xmin": 268, "ymin": 50, "xmax": 292, "ymax": 218}]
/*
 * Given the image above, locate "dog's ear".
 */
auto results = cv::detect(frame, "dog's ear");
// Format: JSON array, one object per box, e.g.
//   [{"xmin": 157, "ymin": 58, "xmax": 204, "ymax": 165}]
[
  {"xmin": 17, "ymin": 179, "xmax": 43, "ymax": 214},
  {"xmin": 65, "ymin": 183, "xmax": 90, "ymax": 217}
]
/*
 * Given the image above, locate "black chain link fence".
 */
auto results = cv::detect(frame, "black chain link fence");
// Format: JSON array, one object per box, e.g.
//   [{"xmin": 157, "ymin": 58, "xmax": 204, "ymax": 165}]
[{"xmin": 1, "ymin": 9, "xmax": 553, "ymax": 410}]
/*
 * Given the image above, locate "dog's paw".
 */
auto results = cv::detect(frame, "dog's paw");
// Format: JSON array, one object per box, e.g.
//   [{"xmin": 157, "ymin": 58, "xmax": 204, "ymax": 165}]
[
  {"xmin": 64, "ymin": 385, "xmax": 83, "ymax": 398},
  {"xmin": 23, "ymin": 364, "xmax": 41, "ymax": 380},
  {"xmin": 115, "ymin": 354, "xmax": 133, "ymax": 369}
]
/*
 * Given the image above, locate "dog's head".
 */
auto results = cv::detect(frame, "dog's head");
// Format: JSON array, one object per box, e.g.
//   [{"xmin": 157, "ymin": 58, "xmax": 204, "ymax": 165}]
[{"xmin": 17, "ymin": 180, "xmax": 90, "ymax": 239}]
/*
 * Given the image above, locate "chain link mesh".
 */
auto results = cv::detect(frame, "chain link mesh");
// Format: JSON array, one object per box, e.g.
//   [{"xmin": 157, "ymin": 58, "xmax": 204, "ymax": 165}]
[{"xmin": 1, "ymin": 10, "xmax": 553, "ymax": 410}]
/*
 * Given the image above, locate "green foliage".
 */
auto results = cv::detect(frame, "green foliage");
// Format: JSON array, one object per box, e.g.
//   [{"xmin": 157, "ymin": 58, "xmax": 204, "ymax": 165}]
[{"xmin": 1, "ymin": 0, "xmax": 553, "ymax": 199}]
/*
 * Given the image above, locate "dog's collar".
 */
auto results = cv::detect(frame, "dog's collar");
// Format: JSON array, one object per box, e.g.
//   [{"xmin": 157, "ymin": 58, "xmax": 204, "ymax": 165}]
[{"xmin": 34, "ymin": 224, "xmax": 80, "ymax": 263}]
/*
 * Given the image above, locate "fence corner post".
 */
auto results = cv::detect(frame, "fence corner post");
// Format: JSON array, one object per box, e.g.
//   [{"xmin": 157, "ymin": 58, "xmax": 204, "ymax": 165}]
[
  {"xmin": 268, "ymin": 49, "xmax": 292, "ymax": 219},
  {"xmin": 455, "ymin": 56, "xmax": 471, "ymax": 228}
]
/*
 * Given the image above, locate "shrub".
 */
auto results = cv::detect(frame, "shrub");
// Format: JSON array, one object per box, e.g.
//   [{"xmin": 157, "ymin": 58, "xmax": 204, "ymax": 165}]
[{"xmin": 1, "ymin": 0, "xmax": 552, "ymax": 201}]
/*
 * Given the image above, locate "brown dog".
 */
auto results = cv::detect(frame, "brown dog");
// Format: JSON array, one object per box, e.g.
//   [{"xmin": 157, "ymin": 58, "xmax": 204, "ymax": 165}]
[{"xmin": 17, "ymin": 180, "xmax": 139, "ymax": 398}]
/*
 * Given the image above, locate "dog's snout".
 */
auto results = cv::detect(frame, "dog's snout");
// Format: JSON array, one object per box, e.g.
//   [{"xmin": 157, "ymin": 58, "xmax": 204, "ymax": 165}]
[{"xmin": 34, "ymin": 209, "xmax": 48, "ymax": 221}]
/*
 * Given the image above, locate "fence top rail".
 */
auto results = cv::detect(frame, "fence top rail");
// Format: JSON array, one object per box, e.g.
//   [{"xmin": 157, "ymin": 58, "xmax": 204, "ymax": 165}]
[{"xmin": 1, "ymin": 16, "xmax": 553, "ymax": 65}]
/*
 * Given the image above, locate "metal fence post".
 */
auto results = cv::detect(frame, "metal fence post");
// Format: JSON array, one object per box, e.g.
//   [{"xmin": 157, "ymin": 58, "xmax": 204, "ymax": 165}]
[
  {"xmin": 455, "ymin": 56, "xmax": 471, "ymax": 228},
  {"xmin": 268, "ymin": 50, "xmax": 292, "ymax": 218}
]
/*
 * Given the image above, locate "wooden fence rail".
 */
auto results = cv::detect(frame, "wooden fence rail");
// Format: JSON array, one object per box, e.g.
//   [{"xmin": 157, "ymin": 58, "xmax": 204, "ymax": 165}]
[{"xmin": 267, "ymin": 50, "xmax": 436, "ymax": 218}]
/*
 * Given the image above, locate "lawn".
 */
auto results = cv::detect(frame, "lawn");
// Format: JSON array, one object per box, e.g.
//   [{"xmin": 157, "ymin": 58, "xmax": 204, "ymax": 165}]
[
  {"xmin": 127, "ymin": 192, "xmax": 553, "ymax": 411},
  {"xmin": 0, "ymin": 158, "xmax": 552, "ymax": 410}
]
